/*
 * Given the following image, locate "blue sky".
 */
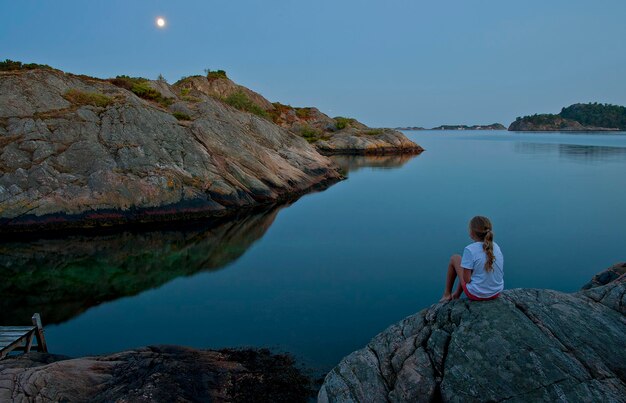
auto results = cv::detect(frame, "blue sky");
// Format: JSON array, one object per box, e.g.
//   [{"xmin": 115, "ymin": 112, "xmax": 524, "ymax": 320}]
[{"xmin": 2, "ymin": 0, "xmax": 625, "ymax": 127}]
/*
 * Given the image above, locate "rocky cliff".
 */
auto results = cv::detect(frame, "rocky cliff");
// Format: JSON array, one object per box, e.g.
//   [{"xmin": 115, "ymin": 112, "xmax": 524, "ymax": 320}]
[
  {"xmin": 174, "ymin": 74, "xmax": 422, "ymax": 155},
  {"xmin": 319, "ymin": 263, "xmax": 626, "ymax": 402},
  {"xmin": 0, "ymin": 67, "xmax": 341, "ymax": 232}
]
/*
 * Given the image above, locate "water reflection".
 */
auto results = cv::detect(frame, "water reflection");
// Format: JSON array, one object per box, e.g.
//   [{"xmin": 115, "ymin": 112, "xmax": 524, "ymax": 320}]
[
  {"xmin": 330, "ymin": 154, "xmax": 419, "ymax": 174},
  {"xmin": 0, "ymin": 207, "xmax": 281, "ymax": 325},
  {"xmin": 514, "ymin": 142, "xmax": 626, "ymax": 163}
]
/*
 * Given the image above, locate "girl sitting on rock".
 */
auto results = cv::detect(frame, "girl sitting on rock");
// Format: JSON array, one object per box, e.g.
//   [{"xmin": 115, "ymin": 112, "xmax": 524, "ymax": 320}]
[{"xmin": 441, "ymin": 216, "xmax": 504, "ymax": 301}]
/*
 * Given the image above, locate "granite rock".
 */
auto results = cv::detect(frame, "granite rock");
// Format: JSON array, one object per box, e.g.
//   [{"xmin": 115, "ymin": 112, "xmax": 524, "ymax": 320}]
[
  {"xmin": 0, "ymin": 68, "xmax": 341, "ymax": 231},
  {"xmin": 319, "ymin": 265, "xmax": 626, "ymax": 402}
]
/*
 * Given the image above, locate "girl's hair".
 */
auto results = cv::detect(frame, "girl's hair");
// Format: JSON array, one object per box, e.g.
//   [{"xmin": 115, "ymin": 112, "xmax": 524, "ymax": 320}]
[{"xmin": 470, "ymin": 216, "xmax": 495, "ymax": 272}]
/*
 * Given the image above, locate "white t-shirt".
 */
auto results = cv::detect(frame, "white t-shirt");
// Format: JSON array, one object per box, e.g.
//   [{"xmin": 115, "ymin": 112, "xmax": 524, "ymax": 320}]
[{"xmin": 461, "ymin": 241, "xmax": 504, "ymax": 298}]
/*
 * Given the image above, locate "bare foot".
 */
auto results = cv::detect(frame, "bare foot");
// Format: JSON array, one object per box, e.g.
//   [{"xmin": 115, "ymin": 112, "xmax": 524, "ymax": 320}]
[
  {"xmin": 451, "ymin": 292, "xmax": 462, "ymax": 300},
  {"xmin": 439, "ymin": 294, "xmax": 452, "ymax": 303}
]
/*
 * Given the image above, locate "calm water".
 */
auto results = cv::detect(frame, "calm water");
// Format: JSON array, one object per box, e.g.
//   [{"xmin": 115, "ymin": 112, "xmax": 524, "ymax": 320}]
[{"xmin": 2, "ymin": 130, "xmax": 626, "ymax": 374}]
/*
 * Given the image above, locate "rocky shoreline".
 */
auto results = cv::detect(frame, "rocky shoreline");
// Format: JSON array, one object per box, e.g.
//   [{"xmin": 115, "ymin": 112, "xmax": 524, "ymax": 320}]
[
  {"xmin": 1, "ymin": 264, "xmax": 623, "ymax": 402},
  {"xmin": 0, "ymin": 66, "xmax": 423, "ymax": 233},
  {"xmin": 319, "ymin": 263, "xmax": 626, "ymax": 402},
  {"xmin": 0, "ymin": 346, "xmax": 316, "ymax": 402}
]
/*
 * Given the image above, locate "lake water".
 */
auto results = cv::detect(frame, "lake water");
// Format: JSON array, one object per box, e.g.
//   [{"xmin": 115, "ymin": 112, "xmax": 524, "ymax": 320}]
[{"xmin": 2, "ymin": 130, "xmax": 625, "ymax": 375}]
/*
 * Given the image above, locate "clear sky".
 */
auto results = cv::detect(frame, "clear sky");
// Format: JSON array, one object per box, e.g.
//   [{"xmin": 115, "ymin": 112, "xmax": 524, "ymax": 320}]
[{"xmin": 2, "ymin": 0, "xmax": 625, "ymax": 128}]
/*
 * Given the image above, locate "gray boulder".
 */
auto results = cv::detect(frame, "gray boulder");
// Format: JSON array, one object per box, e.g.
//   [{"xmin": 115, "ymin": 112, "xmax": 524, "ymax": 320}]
[{"xmin": 319, "ymin": 265, "xmax": 626, "ymax": 402}]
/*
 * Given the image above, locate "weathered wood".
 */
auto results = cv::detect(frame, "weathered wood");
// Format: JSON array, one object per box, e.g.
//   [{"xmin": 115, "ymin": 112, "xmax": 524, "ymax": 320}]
[
  {"xmin": 31, "ymin": 313, "xmax": 48, "ymax": 353},
  {"xmin": 24, "ymin": 333, "xmax": 34, "ymax": 353},
  {"xmin": 0, "ymin": 331, "xmax": 31, "ymax": 338},
  {"xmin": 0, "ymin": 313, "xmax": 48, "ymax": 359},
  {"xmin": 0, "ymin": 326, "xmax": 35, "ymax": 332}
]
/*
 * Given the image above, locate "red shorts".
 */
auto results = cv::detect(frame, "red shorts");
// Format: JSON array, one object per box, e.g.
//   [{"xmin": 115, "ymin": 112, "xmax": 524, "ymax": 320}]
[{"xmin": 461, "ymin": 281, "xmax": 500, "ymax": 301}]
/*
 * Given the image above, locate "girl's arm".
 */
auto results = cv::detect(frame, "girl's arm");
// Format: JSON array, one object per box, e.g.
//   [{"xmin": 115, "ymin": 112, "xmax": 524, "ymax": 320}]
[{"xmin": 463, "ymin": 268, "xmax": 473, "ymax": 284}]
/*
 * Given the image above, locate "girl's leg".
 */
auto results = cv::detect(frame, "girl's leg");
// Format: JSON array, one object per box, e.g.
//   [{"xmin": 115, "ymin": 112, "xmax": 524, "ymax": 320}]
[{"xmin": 441, "ymin": 254, "xmax": 462, "ymax": 301}]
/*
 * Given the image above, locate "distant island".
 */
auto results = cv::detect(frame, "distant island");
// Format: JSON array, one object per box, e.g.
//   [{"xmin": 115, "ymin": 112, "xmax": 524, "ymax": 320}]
[
  {"xmin": 394, "ymin": 126, "xmax": 425, "ymax": 131},
  {"xmin": 395, "ymin": 123, "xmax": 506, "ymax": 131},
  {"xmin": 431, "ymin": 123, "xmax": 506, "ymax": 130},
  {"xmin": 509, "ymin": 103, "xmax": 626, "ymax": 131}
]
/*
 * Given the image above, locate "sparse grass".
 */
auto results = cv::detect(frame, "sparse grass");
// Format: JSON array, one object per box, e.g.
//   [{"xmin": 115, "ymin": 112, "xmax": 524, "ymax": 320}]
[
  {"xmin": 335, "ymin": 116, "xmax": 357, "ymax": 130},
  {"xmin": 180, "ymin": 87, "xmax": 190, "ymax": 96},
  {"xmin": 63, "ymin": 89, "xmax": 113, "ymax": 108},
  {"xmin": 109, "ymin": 75, "xmax": 173, "ymax": 107},
  {"xmin": 0, "ymin": 59, "xmax": 53, "ymax": 71},
  {"xmin": 365, "ymin": 128, "xmax": 385, "ymax": 136},
  {"xmin": 172, "ymin": 112, "xmax": 191, "ymax": 121},
  {"xmin": 223, "ymin": 91, "xmax": 270, "ymax": 119}
]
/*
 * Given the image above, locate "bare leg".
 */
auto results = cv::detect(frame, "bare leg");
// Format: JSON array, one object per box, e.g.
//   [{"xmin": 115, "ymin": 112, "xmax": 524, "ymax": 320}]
[{"xmin": 441, "ymin": 254, "xmax": 462, "ymax": 302}]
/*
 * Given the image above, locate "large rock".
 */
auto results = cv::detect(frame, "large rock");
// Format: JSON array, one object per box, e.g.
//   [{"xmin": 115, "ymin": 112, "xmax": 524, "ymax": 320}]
[
  {"xmin": 0, "ymin": 68, "xmax": 341, "ymax": 232},
  {"xmin": 174, "ymin": 76, "xmax": 423, "ymax": 155},
  {"xmin": 319, "ymin": 265, "xmax": 626, "ymax": 402},
  {"xmin": 0, "ymin": 346, "xmax": 314, "ymax": 402}
]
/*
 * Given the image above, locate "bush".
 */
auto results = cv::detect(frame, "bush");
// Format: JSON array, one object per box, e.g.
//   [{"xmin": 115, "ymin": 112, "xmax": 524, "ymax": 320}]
[
  {"xmin": 223, "ymin": 91, "xmax": 270, "ymax": 119},
  {"xmin": 335, "ymin": 116, "xmax": 356, "ymax": 130},
  {"xmin": 63, "ymin": 89, "xmax": 113, "ymax": 107},
  {"xmin": 365, "ymin": 128, "xmax": 384, "ymax": 136},
  {"xmin": 206, "ymin": 69, "xmax": 228, "ymax": 81},
  {"xmin": 299, "ymin": 126, "xmax": 322, "ymax": 143},
  {"xmin": 172, "ymin": 112, "xmax": 191, "ymax": 121},
  {"xmin": 0, "ymin": 59, "xmax": 53, "ymax": 71}
]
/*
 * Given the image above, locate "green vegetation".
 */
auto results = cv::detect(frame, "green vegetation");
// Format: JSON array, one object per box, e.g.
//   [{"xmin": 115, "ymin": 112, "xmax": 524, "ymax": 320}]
[
  {"xmin": 514, "ymin": 113, "xmax": 560, "ymax": 125},
  {"xmin": 515, "ymin": 103, "xmax": 626, "ymax": 130},
  {"xmin": 223, "ymin": 91, "xmax": 270, "ymax": 119},
  {"xmin": 172, "ymin": 112, "xmax": 191, "ymax": 121},
  {"xmin": 180, "ymin": 87, "xmax": 190, "ymax": 96},
  {"xmin": 109, "ymin": 75, "xmax": 173, "ymax": 107},
  {"xmin": 63, "ymin": 89, "xmax": 113, "ymax": 108},
  {"xmin": 299, "ymin": 126, "xmax": 323, "ymax": 143},
  {"xmin": 560, "ymin": 103, "xmax": 626, "ymax": 130},
  {"xmin": 205, "ymin": 69, "xmax": 228, "ymax": 81},
  {"xmin": 0, "ymin": 59, "xmax": 53, "ymax": 71},
  {"xmin": 365, "ymin": 128, "xmax": 385, "ymax": 136},
  {"xmin": 334, "ymin": 116, "xmax": 357, "ymax": 130}
]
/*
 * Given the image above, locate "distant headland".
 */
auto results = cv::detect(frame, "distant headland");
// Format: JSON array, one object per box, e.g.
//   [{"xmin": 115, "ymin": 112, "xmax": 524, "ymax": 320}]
[{"xmin": 509, "ymin": 103, "xmax": 626, "ymax": 132}]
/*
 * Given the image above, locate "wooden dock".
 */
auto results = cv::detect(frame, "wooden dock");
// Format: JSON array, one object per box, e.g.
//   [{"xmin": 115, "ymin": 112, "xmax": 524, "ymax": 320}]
[{"xmin": 0, "ymin": 313, "xmax": 48, "ymax": 359}]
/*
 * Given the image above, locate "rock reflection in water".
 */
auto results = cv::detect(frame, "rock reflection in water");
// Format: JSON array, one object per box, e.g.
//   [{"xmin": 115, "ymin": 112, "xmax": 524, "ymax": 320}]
[
  {"xmin": 514, "ymin": 142, "xmax": 626, "ymax": 163},
  {"xmin": 330, "ymin": 153, "xmax": 419, "ymax": 174},
  {"xmin": 0, "ymin": 207, "xmax": 281, "ymax": 325}
]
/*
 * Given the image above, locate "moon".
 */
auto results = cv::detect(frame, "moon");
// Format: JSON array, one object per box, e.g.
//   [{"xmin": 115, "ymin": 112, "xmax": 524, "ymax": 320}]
[{"xmin": 156, "ymin": 17, "xmax": 166, "ymax": 28}]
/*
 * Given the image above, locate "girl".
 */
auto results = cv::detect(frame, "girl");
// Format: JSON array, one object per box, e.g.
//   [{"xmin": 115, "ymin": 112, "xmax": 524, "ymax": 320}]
[{"xmin": 441, "ymin": 216, "xmax": 504, "ymax": 302}]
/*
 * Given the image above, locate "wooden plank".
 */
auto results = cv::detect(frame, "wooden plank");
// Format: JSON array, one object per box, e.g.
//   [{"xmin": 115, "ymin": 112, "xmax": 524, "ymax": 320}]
[
  {"xmin": 0, "ymin": 331, "xmax": 31, "ymax": 338},
  {"xmin": 0, "ymin": 337, "xmax": 27, "ymax": 345},
  {"xmin": 0, "ymin": 327, "xmax": 35, "ymax": 332},
  {"xmin": 0, "ymin": 338, "xmax": 25, "ymax": 359},
  {"xmin": 24, "ymin": 333, "xmax": 34, "ymax": 353},
  {"xmin": 32, "ymin": 313, "xmax": 48, "ymax": 353}
]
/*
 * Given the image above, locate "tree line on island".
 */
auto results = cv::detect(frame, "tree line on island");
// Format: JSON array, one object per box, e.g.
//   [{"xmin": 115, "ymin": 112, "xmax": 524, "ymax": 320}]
[
  {"xmin": 397, "ymin": 103, "xmax": 626, "ymax": 132},
  {"xmin": 509, "ymin": 103, "xmax": 626, "ymax": 131}
]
